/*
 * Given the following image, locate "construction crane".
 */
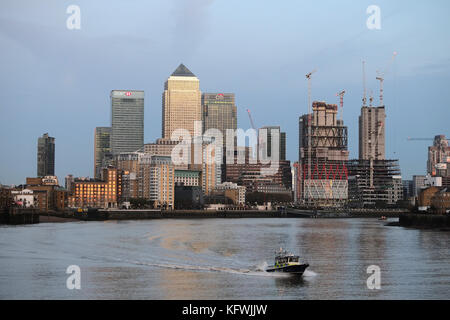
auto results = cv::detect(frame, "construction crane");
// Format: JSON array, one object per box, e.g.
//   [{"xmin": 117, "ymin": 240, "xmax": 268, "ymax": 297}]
[
  {"xmin": 305, "ymin": 69, "xmax": 317, "ymax": 203},
  {"xmin": 376, "ymin": 51, "xmax": 398, "ymax": 106},
  {"xmin": 246, "ymin": 109, "xmax": 256, "ymax": 130},
  {"xmin": 407, "ymin": 137, "xmax": 450, "ymax": 141},
  {"xmin": 362, "ymin": 60, "xmax": 367, "ymax": 107},
  {"xmin": 369, "ymin": 121, "xmax": 385, "ymax": 188},
  {"xmin": 336, "ymin": 90, "xmax": 345, "ymax": 122}
]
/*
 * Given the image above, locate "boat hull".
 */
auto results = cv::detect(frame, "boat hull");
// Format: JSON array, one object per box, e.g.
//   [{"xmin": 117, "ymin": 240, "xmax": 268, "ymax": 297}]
[{"xmin": 266, "ymin": 263, "xmax": 309, "ymax": 275}]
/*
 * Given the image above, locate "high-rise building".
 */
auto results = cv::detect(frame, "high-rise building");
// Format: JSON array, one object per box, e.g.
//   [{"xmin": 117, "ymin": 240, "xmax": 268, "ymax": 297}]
[
  {"xmin": 94, "ymin": 127, "xmax": 111, "ymax": 179},
  {"xmin": 162, "ymin": 64, "xmax": 202, "ymax": 139},
  {"xmin": 347, "ymin": 101, "xmax": 403, "ymax": 207},
  {"xmin": 37, "ymin": 133, "xmax": 55, "ymax": 177},
  {"xmin": 258, "ymin": 126, "xmax": 286, "ymax": 161},
  {"xmin": 110, "ymin": 90, "xmax": 144, "ymax": 155},
  {"xmin": 202, "ymin": 93, "xmax": 237, "ymax": 149},
  {"xmin": 298, "ymin": 102, "xmax": 349, "ymax": 206},
  {"xmin": 139, "ymin": 154, "xmax": 174, "ymax": 209},
  {"xmin": 427, "ymin": 135, "xmax": 450, "ymax": 177},
  {"xmin": 359, "ymin": 106, "xmax": 386, "ymax": 160}
]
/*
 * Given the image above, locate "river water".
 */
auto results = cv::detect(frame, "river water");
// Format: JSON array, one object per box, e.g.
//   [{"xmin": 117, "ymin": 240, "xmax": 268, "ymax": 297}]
[{"xmin": 0, "ymin": 218, "xmax": 449, "ymax": 299}]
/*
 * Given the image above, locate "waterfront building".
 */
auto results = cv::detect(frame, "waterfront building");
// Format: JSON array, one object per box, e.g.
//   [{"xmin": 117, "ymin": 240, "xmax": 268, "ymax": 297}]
[
  {"xmin": 25, "ymin": 176, "xmax": 67, "ymax": 212},
  {"xmin": 68, "ymin": 167, "xmax": 123, "ymax": 209},
  {"xmin": 214, "ymin": 182, "xmax": 246, "ymax": 205},
  {"xmin": 347, "ymin": 160, "xmax": 403, "ymax": 207},
  {"xmin": 430, "ymin": 190, "xmax": 450, "ymax": 214},
  {"xmin": 298, "ymin": 101, "xmax": 349, "ymax": 206},
  {"xmin": 427, "ymin": 135, "xmax": 450, "ymax": 177},
  {"xmin": 110, "ymin": 90, "xmax": 144, "ymax": 155},
  {"xmin": 114, "ymin": 152, "xmax": 140, "ymax": 199},
  {"xmin": 37, "ymin": 133, "xmax": 55, "ymax": 177},
  {"xmin": 11, "ymin": 189, "xmax": 35, "ymax": 208},
  {"xmin": 0, "ymin": 187, "xmax": 13, "ymax": 209},
  {"xmin": 162, "ymin": 64, "xmax": 202, "ymax": 139},
  {"xmin": 94, "ymin": 127, "xmax": 112, "ymax": 179},
  {"xmin": 174, "ymin": 183, "xmax": 204, "ymax": 209},
  {"xmin": 175, "ymin": 170, "xmax": 201, "ymax": 187},
  {"xmin": 418, "ymin": 186, "xmax": 440, "ymax": 211},
  {"xmin": 138, "ymin": 154, "xmax": 174, "ymax": 209}
]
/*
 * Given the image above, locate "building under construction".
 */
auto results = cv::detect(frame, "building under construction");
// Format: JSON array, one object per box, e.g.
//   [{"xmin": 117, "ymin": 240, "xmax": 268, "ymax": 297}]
[
  {"xmin": 347, "ymin": 159, "xmax": 403, "ymax": 207},
  {"xmin": 347, "ymin": 87, "xmax": 403, "ymax": 207},
  {"xmin": 297, "ymin": 101, "xmax": 349, "ymax": 207}
]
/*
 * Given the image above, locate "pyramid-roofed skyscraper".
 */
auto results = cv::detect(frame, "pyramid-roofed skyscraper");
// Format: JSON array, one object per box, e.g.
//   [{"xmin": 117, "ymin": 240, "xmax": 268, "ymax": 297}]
[{"xmin": 162, "ymin": 64, "xmax": 202, "ymax": 139}]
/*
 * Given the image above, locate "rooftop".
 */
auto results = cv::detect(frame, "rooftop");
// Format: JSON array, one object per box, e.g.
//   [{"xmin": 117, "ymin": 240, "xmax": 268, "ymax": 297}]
[{"xmin": 171, "ymin": 63, "xmax": 196, "ymax": 77}]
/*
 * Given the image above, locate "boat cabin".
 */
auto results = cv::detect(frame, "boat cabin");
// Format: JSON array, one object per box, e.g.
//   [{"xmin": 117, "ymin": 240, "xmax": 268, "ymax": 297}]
[{"xmin": 275, "ymin": 249, "xmax": 300, "ymax": 265}]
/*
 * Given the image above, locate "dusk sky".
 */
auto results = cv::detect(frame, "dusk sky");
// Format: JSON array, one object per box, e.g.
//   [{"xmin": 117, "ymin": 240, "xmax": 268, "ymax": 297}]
[{"xmin": 1, "ymin": 0, "xmax": 449, "ymax": 185}]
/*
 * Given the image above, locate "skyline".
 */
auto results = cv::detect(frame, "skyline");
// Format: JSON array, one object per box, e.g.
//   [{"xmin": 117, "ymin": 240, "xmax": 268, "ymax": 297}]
[{"xmin": 1, "ymin": 0, "xmax": 450, "ymax": 184}]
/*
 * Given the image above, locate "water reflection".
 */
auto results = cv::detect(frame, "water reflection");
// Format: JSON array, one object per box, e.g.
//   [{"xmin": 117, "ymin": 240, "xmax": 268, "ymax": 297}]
[{"xmin": 0, "ymin": 218, "xmax": 449, "ymax": 299}]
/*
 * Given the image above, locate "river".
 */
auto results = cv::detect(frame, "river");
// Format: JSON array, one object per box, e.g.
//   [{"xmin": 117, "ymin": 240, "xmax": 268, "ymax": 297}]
[{"xmin": 0, "ymin": 218, "xmax": 449, "ymax": 299}]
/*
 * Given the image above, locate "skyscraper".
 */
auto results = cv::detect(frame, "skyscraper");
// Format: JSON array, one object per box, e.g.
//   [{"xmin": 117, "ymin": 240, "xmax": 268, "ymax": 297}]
[
  {"xmin": 258, "ymin": 126, "xmax": 286, "ymax": 161},
  {"xmin": 202, "ymin": 93, "xmax": 237, "ymax": 149},
  {"xmin": 162, "ymin": 64, "xmax": 202, "ymax": 139},
  {"xmin": 37, "ymin": 133, "xmax": 55, "ymax": 177},
  {"xmin": 94, "ymin": 127, "xmax": 111, "ymax": 179},
  {"xmin": 298, "ymin": 102, "xmax": 349, "ymax": 205},
  {"xmin": 359, "ymin": 106, "xmax": 386, "ymax": 160},
  {"xmin": 110, "ymin": 90, "xmax": 144, "ymax": 155}
]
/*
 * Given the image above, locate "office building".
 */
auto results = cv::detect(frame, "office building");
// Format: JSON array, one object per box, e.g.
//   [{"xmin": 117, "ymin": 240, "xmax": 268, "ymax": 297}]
[
  {"xmin": 258, "ymin": 126, "xmax": 286, "ymax": 161},
  {"xmin": 162, "ymin": 64, "xmax": 202, "ymax": 139},
  {"xmin": 37, "ymin": 133, "xmax": 55, "ymax": 177},
  {"xmin": 202, "ymin": 93, "xmax": 237, "ymax": 151},
  {"xmin": 110, "ymin": 90, "xmax": 144, "ymax": 155},
  {"xmin": 94, "ymin": 127, "xmax": 112, "ymax": 179}
]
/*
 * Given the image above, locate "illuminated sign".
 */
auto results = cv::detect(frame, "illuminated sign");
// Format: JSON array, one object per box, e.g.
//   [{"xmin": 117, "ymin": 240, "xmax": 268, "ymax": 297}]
[
  {"xmin": 42, "ymin": 176, "xmax": 58, "ymax": 186},
  {"xmin": 125, "ymin": 92, "xmax": 132, "ymax": 96}
]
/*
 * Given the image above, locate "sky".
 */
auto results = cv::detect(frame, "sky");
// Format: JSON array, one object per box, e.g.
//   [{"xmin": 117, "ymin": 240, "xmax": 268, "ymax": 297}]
[{"xmin": 1, "ymin": 0, "xmax": 450, "ymax": 185}]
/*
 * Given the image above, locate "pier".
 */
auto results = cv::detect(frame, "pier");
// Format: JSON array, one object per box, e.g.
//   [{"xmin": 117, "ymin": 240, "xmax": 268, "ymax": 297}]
[{"xmin": 0, "ymin": 208, "xmax": 39, "ymax": 225}]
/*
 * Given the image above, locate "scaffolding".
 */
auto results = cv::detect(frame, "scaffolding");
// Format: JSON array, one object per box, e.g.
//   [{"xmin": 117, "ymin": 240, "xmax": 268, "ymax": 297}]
[
  {"xmin": 347, "ymin": 159, "xmax": 403, "ymax": 207},
  {"xmin": 298, "ymin": 101, "xmax": 349, "ymax": 207}
]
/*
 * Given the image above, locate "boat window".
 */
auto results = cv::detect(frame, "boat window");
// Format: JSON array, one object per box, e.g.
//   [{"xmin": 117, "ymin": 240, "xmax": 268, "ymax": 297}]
[{"xmin": 290, "ymin": 257, "xmax": 299, "ymax": 262}]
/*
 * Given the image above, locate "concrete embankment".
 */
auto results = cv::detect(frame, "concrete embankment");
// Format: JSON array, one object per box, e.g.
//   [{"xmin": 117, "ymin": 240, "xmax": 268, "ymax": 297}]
[
  {"xmin": 103, "ymin": 210, "xmax": 288, "ymax": 220},
  {"xmin": 399, "ymin": 213, "xmax": 450, "ymax": 229}
]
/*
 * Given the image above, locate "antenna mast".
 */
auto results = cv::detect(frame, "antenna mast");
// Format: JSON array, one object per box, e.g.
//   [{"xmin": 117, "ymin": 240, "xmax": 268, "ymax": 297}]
[{"xmin": 362, "ymin": 60, "xmax": 367, "ymax": 107}]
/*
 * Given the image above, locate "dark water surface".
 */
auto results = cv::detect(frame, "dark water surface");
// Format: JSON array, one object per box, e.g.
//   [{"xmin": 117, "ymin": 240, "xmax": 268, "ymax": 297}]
[{"xmin": 0, "ymin": 218, "xmax": 449, "ymax": 299}]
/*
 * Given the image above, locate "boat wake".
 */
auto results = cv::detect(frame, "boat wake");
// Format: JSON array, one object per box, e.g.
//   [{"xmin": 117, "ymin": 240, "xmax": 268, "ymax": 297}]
[{"xmin": 117, "ymin": 258, "xmax": 290, "ymax": 277}]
